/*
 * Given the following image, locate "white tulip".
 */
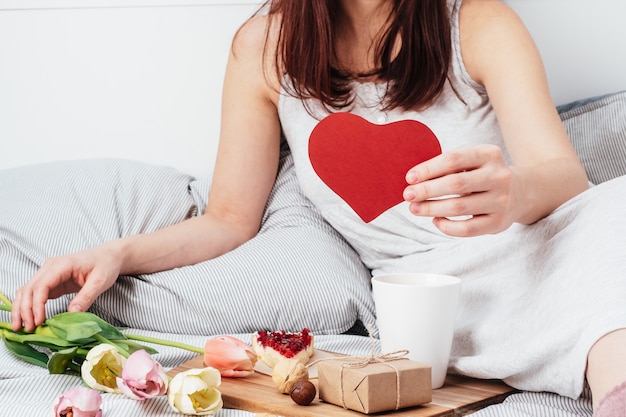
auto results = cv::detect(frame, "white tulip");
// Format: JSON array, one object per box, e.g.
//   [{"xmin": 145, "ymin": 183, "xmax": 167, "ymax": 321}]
[
  {"xmin": 167, "ymin": 367, "xmax": 223, "ymax": 415},
  {"xmin": 81, "ymin": 343, "xmax": 126, "ymax": 393}
]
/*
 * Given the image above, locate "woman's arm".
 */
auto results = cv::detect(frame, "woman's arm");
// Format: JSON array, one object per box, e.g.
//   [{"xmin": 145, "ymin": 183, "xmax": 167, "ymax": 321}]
[
  {"xmin": 461, "ymin": 0, "xmax": 588, "ymax": 222},
  {"xmin": 120, "ymin": 14, "xmax": 283, "ymax": 275},
  {"xmin": 12, "ymin": 14, "xmax": 283, "ymax": 331},
  {"xmin": 403, "ymin": 0, "xmax": 588, "ymax": 237}
]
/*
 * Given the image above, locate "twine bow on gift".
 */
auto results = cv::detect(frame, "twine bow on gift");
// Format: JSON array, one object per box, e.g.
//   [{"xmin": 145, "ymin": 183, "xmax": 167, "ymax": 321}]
[
  {"xmin": 308, "ymin": 330, "xmax": 410, "ymax": 411},
  {"xmin": 339, "ymin": 350, "xmax": 409, "ymax": 411}
]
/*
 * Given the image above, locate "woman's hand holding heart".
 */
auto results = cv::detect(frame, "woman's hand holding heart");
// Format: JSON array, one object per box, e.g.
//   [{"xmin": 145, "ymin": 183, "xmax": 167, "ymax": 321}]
[{"xmin": 403, "ymin": 144, "xmax": 525, "ymax": 237}]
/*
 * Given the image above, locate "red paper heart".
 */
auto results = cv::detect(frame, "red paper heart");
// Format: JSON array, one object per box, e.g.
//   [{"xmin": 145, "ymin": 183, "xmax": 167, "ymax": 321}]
[{"xmin": 308, "ymin": 112, "xmax": 442, "ymax": 223}]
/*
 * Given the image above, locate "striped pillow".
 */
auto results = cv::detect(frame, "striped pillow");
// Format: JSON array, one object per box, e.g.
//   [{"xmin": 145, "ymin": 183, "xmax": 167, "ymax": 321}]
[
  {"xmin": 0, "ymin": 148, "xmax": 375, "ymax": 337},
  {"xmin": 559, "ymin": 90, "xmax": 626, "ymax": 185}
]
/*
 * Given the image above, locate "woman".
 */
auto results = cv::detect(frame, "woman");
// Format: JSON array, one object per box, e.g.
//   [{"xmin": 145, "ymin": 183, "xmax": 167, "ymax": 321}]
[{"xmin": 11, "ymin": 0, "xmax": 626, "ymax": 413}]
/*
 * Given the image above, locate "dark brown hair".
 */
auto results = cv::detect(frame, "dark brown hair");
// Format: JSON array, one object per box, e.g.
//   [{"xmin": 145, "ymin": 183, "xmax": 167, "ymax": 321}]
[{"xmin": 256, "ymin": 0, "xmax": 451, "ymax": 112}]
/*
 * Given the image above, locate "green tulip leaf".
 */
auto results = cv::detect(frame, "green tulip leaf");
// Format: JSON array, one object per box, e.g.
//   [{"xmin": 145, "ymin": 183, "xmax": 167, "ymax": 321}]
[
  {"xmin": 64, "ymin": 320, "xmax": 101, "ymax": 342},
  {"xmin": 34, "ymin": 324, "xmax": 58, "ymax": 338},
  {"xmin": 2, "ymin": 332, "xmax": 49, "ymax": 368},
  {"xmin": 47, "ymin": 347, "xmax": 78, "ymax": 374},
  {"xmin": 46, "ymin": 312, "xmax": 126, "ymax": 343},
  {"xmin": 3, "ymin": 331, "xmax": 76, "ymax": 350}
]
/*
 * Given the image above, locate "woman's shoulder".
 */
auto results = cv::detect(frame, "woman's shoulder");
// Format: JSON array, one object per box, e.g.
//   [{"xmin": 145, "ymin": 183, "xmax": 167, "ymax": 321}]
[
  {"xmin": 232, "ymin": 14, "xmax": 270, "ymax": 51},
  {"xmin": 231, "ymin": 13, "xmax": 282, "ymax": 91},
  {"xmin": 459, "ymin": 0, "xmax": 518, "ymax": 22},
  {"xmin": 458, "ymin": 0, "xmax": 536, "ymax": 86},
  {"xmin": 459, "ymin": 0, "xmax": 527, "ymax": 46}
]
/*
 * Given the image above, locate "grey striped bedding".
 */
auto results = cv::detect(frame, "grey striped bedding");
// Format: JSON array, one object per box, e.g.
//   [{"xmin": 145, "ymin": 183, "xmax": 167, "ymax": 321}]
[
  {"xmin": 0, "ymin": 150, "xmax": 597, "ymax": 416},
  {"xmin": 0, "ymin": 144, "xmax": 375, "ymax": 336},
  {"xmin": 0, "ymin": 329, "xmax": 594, "ymax": 417},
  {"xmin": 560, "ymin": 90, "xmax": 626, "ymax": 185},
  {"xmin": 0, "ymin": 145, "xmax": 377, "ymax": 416},
  {"xmin": 2, "ymin": 89, "xmax": 625, "ymax": 416}
]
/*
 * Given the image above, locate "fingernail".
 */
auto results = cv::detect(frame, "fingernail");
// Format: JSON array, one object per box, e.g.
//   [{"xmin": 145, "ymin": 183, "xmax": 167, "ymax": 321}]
[
  {"xmin": 406, "ymin": 172, "xmax": 417, "ymax": 183},
  {"xmin": 403, "ymin": 189, "xmax": 416, "ymax": 200},
  {"xmin": 69, "ymin": 304, "xmax": 82, "ymax": 312}
]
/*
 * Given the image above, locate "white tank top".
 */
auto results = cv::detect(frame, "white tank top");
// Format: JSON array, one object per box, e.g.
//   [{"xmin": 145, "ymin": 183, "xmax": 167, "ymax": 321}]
[{"xmin": 277, "ymin": 0, "xmax": 508, "ymax": 272}]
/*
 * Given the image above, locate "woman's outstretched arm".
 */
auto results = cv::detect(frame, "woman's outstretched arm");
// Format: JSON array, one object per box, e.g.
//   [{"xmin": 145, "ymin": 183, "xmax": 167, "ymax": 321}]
[{"xmin": 12, "ymin": 14, "xmax": 283, "ymax": 332}]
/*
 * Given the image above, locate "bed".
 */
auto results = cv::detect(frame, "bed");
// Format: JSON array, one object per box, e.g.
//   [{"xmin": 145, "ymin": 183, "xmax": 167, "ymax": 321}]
[{"xmin": 1, "ymin": 1, "xmax": 625, "ymax": 416}]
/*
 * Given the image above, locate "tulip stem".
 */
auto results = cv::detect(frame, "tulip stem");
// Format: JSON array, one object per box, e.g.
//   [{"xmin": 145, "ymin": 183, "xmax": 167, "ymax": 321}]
[
  {"xmin": 124, "ymin": 333, "xmax": 203, "ymax": 355},
  {"xmin": 0, "ymin": 292, "xmax": 12, "ymax": 309},
  {"xmin": 93, "ymin": 334, "xmax": 131, "ymax": 358},
  {"xmin": 0, "ymin": 321, "xmax": 12, "ymax": 331}
]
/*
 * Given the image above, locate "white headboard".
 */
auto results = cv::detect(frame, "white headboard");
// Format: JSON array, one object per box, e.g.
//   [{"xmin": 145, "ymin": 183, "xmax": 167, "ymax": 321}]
[{"xmin": 1, "ymin": 0, "xmax": 625, "ymax": 178}]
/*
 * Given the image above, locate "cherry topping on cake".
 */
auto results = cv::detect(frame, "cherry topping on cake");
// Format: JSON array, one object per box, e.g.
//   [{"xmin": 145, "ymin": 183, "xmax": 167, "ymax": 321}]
[
  {"xmin": 252, "ymin": 328, "xmax": 314, "ymax": 368},
  {"xmin": 256, "ymin": 328, "xmax": 312, "ymax": 358}
]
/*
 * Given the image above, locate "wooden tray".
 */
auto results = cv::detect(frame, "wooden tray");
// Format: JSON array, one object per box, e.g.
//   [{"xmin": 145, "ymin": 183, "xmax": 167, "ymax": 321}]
[{"xmin": 167, "ymin": 355, "xmax": 517, "ymax": 417}]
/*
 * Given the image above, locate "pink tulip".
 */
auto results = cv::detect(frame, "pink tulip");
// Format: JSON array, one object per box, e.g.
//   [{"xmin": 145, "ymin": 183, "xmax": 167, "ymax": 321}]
[
  {"xmin": 53, "ymin": 387, "xmax": 102, "ymax": 417},
  {"xmin": 116, "ymin": 349, "xmax": 168, "ymax": 400},
  {"xmin": 204, "ymin": 335, "xmax": 257, "ymax": 377}
]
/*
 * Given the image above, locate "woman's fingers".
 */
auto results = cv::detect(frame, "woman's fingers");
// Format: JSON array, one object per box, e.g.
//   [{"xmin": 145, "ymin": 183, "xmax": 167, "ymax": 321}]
[
  {"xmin": 12, "ymin": 265, "xmax": 59, "ymax": 331},
  {"xmin": 432, "ymin": 213, "xmax": 503, "ymax": 237},
  {"xmin": 12, "ymin": 255, "xmax": 88, "ymax": 332},
  {"xmin": 32, "ymin": 285, "xmax": 52, "ymax": 330},
  {"xmin": 11, "ymin": 246, "xmax": 122, "ymax": 332},
  {"xmin": 12, "ymin": 284, "xmax": 50, "ymax": 332},
  {"xmin": 406, "ymin": 145, "xmax": 495, "ymax": 185},
  {"xmin": 404, "ymin": 169, "xmax": 483, "ymax": 202},
  {"xmin": 408, "ymin": 192, "xmax": 484, "ymax": 218},
  {"xmin": 404, "ymin": 145, "xmax": 516, "ymax": 236},
  {"xmin": 11, "ymin": 287, "xmax": 30, "ymax": 331},
  {"xmin": 67, "ymin": 269, "xmax": 114, "ymax": 314}
]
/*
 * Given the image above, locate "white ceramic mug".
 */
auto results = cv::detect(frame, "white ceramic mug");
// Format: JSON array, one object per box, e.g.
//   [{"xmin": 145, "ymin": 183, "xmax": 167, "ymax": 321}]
[{"xmin": 371, "ymin": 273, "xmax": 462, "ymax": 389}]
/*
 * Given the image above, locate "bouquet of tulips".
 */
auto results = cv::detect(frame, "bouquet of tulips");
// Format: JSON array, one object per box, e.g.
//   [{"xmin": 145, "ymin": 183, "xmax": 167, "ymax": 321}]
[{"xmin": 0, "ymin": 291, "xmax": 257, "ymax": 416}]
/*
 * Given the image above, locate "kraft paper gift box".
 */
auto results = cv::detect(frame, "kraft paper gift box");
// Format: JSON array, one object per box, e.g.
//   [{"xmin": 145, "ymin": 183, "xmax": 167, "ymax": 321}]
[{"xmin": 317, "ymin": 357, "xmax": 432, "ymax": 414}]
